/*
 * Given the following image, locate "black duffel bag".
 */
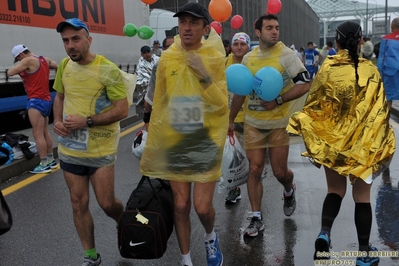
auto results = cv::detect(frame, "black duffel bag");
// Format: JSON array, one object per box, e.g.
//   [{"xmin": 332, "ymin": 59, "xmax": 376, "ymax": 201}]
[{"xmin": 118, "ymin": 175, "xmax": 174, "ymax": 259}]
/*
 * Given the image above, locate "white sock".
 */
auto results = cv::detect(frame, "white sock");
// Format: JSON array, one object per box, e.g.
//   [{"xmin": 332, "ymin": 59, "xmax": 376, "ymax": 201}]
[
  {"xmin": 181, "ymin": 251, "xmax": 193, "ymax": 266},
  {"xmin": 204, "ymin": 229, "xmax": 216, "ymax": 241},
  {"xmin": 284, "ymin": 188, "xmax": 294, "ymax": 197},
  {"xmin": 47, "ymin": 153, "xmax": 54, "ymax": 162},
  {"xmin": 252, "ymin": 211, "xmax": 262, "ymax": 219}
]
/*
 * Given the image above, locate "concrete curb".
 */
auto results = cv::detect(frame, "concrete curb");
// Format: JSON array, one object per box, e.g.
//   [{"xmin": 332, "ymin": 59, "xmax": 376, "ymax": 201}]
[{"xmin": 0, "ymin": 115, "xmax": 140, "ymax": 184}]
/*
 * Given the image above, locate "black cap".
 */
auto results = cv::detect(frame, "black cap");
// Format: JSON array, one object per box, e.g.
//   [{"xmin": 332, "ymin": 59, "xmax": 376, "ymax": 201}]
[
  {"xmin": 336, "ymin": 21, "xmax": 362, "ymax": 42},
  {"xmin": 173, "ymin": 2, "xmax": 210, "ymax": 23},
  {"xmin": 141, "ymin": 45, "xmax": 151, "ymax": 53}
]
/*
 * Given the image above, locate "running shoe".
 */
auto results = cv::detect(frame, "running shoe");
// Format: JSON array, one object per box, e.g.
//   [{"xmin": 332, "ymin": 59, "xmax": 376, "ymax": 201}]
[
  {"xmin": 205, "ymin": 233, "xmax": 223, "ymax": 266},
  {"xmin": 283, "ymin": 183, "xmax": 296, "ymax": 216},
  {"xmin": 356, "ymin": 245, "xmax": 380, "ymax": 266},
  {"xmin": 47, "ymin": 160, "xmax": 58, "ymax": 169},
  {"xmin": 243, "ymin": 216, "xmax": 265, "ymax": 237},
  {"xmin": 313, "ymin": 233, "xmax": 331, "ymax": 260},
  {"xmin": 82, "ymin": 253, "xmax": 101, "ymax": 266},
  {"xmin": 29, "ymin": 163, "xmax": 51, "ymax": 174},
  {"xmin": 225, "ymin": 187, "xmax": 241, "ymax": 204}
]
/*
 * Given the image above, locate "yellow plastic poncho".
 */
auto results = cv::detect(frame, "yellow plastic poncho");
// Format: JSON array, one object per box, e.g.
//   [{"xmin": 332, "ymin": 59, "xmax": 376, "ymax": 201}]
[
  {"xmin": 287, "ymin": 50, "xmax": 396, "ymax": 181},
  {"xmin": 140, "ymin": 29, "xmax": 229, "ymax": 182},
  {"xmin": 53, "ymin": 55, "xmax": 126, "ymax": 167}
]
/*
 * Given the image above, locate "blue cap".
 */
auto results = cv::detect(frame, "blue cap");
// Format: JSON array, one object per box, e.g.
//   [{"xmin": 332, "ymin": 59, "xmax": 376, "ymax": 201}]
[{"xmin": 56, "ymin": 18, "xmax": 89, "ymax": 33}]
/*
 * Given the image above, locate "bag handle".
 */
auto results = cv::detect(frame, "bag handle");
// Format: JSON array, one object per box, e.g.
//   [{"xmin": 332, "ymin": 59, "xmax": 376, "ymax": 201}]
[
  {"xmin": 132, "ymin": 175, "xmax": 167, "ymax": 206},
  {"xmin": 228, "ymin": 131, "xmax": 236, "ymax": 146}
]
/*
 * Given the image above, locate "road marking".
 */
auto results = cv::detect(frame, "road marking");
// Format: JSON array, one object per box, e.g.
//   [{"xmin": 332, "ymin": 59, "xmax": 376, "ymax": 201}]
[{"xmin": 1, "ymin": 122, "xmax": 144, "ymax": 196}]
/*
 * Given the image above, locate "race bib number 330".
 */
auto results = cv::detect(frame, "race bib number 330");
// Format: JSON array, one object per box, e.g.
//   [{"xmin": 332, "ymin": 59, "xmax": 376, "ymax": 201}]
[{"xmin": 170, "ymin": 96, "xmax": 204, "ymax": 133}]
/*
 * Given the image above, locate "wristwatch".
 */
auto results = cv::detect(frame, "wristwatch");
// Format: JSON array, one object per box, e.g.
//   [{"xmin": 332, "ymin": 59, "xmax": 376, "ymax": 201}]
[
  {"xmin": 275, "ymin": 96, "xmax": 284, "ymax": 105},
  {"xmin": 86, "ymin": 116, "xmax": 94, "ymax": 128}
]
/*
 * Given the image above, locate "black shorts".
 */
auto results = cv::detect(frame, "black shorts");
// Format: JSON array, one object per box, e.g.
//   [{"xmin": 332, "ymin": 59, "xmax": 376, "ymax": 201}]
[{"xmin": 60, "ymin": 160, "xmax": 98, "ymax": 176}]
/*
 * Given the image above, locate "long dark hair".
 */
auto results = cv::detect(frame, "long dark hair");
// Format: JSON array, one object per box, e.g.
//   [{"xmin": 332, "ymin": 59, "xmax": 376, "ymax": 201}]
[{"xmin": 335, "ymin": 21, "xmax": 362, "ymax": 83}]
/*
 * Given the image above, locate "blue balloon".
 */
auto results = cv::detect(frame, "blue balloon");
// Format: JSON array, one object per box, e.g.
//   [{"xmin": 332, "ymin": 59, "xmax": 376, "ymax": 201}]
[
  {"xmin": 253, "ymin": 67, "xmax": 283, "ymax": 101},
  {"xmin": 226, "ymin": 64, "xmax": 253, "ymax": 96}
]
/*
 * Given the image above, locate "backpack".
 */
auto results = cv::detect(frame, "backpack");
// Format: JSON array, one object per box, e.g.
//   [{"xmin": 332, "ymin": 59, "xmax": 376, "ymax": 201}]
[{"xmin": 118, "ymin": 175, "xmax": 174, "ymax": 259}]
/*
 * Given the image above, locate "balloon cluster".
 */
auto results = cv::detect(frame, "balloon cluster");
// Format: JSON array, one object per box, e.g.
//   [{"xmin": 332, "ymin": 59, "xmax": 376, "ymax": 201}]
[
  {"xmin": 266, "ymin": 0, "xmax": 282, "ymax": 14},
  {"xmin": 123, "ymin": 23, "xmax": 154, "ymax": 40},
  {"xmin": 226, "ymin": 64, "xmax": 283, "ymax": 101},
  {"xmin": 207, "ymin": 0, "xmax": 248, "ymax": 34}
]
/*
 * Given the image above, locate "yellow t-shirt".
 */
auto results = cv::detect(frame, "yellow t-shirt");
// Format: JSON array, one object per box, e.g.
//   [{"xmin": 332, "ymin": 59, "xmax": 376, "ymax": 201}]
[
  {"xmin": 242, "ymin": 42, "xmax": 307, "ymax": 129},
  {"xmin": 53, "ymin": 55, "xmax": 126, "ymax": 167},
  {"xmin": 225, "ymin": 53, "xmax": 245, "ymax": 123},
  {"xmin": 140, "ymin": 30, "xmax": 229, "ymax": 182}
]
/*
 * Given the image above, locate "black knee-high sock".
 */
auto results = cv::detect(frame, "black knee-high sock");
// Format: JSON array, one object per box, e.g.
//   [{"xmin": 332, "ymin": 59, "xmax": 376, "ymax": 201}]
[
  {"xmin": 355, "ymin": 202, "xmax": 372, "ymax": 251},
  {"xmin": 321, "ymin": 193, "xmax": 343, "ymax": 235}
]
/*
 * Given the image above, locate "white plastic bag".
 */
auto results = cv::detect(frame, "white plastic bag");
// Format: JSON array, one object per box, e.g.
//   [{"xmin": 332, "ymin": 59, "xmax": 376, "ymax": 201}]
[
  {"xmin": 132, "ymin": 130, "xmax": 147, "ymax": 159},
  {"xmin": 218, "ymin": 134, "xmax": 249, "ymax": 194}
]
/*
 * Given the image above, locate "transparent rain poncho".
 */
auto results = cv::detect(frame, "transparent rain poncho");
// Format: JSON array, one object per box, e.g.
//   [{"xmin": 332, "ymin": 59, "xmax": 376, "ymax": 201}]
[
  {"xmin": 140, "ymin": 29, "xmax": 229, "ymax": 182},
  {"xmin": 54, "ymin": 55, "xmax": 127, "ymax": 167}
]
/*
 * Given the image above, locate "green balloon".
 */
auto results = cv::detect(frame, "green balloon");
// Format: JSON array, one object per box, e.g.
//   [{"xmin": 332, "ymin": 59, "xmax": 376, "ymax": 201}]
[
  {"xmin": 123, "ymin": 23, "xmax": 137, "ymax": 37},
  {"xmin": 138, "ymin": 26, "xmax": 154, "ymax": 40}
]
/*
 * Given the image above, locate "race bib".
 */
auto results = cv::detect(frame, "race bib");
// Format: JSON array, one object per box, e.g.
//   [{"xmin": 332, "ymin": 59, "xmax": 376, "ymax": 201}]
[
  {"xmin": 247, "ymin": 92, "xmax": 266, "ymax": 111},
  {"xmin": 305, "ymin": 59, "xmax": 313, "ymax": 65},
  {"xmin": 169, "ymin": 96, "xmax": 204, "ymax": 133},
  {"xmin": 61, "ymin": 128, "xmax": 89, "ymax": 150}
]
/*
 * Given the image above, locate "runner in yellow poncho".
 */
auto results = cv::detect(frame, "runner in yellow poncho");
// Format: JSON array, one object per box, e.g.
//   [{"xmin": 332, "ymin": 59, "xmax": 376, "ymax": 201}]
[
  {"xmin": 140, "ymin": 25, "xmax": 228, "ymax": 183},
  {"xmin": 229, "ymin": 14, "xmax": 311, "ymax": 238},
  {"xmin": 140, "ymin": 3, "xmax": 227, "ymax": 265}
]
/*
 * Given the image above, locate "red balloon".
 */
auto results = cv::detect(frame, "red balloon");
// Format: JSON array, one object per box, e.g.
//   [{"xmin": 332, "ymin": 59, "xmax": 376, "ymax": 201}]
[
  {"xmin": 209, "ymin": 0, "xmax": 232, "ymax": 23},
  {"xmin": 141, "ymin": 0, "xmax": 157, "ymax": 4},
  {"xmin": 210, "ymin": 21, "xmax": 223, "ymax": 34},
  {"xmin": 231, "ymin": 15, "xmax": 243, "ymax": 30},
  {"xmin": 266, "ymin": 0, "xmax": 282, "ymax": 14}
]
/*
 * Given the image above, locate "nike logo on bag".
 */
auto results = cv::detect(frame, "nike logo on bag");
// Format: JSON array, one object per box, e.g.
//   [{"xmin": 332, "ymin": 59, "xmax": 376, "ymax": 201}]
[{"xmin": 129, "ymin": 241, "xmax": 145, "ymax": 247}]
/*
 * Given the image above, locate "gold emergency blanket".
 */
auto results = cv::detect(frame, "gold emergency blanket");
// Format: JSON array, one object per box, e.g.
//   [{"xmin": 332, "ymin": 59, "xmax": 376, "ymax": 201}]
[
  {"xmin": 287, "ymin": 50, "xmax": 395, "ymax": 181},
  {"xmin": 140, "ymin": 29, "xmax": 229, "ymax": 182}
]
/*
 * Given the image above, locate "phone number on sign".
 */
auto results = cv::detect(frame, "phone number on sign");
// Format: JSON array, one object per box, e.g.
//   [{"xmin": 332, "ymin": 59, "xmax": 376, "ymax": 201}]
[{"xmin": 0, "ymin": 13, "xmax": 31, "ymax": 23}]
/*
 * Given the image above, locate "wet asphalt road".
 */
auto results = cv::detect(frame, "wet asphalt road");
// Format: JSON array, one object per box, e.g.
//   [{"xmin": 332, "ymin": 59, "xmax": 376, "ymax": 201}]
[{"xmin": 1, "ymin": 120, "xmax": 399, "ymax": 266}]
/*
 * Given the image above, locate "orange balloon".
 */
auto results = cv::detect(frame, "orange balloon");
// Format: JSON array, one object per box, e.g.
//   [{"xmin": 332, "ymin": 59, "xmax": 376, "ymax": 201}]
[
  {"xmin": 141, "ymin": 0, "xmax": 157, "ymax": 4},
  {"xmin": 208, "ymin": 0, "xmax": 232, "ymax": 23}
]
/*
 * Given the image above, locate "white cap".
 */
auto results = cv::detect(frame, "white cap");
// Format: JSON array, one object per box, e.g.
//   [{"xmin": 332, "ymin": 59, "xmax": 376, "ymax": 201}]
[
  {"xmin": 290, "ymin": 44, "xmax": 296, "ymax": 50},
  {"xmin": 11, "ymin": 44, "xmax": 29, "ymax": 63}
]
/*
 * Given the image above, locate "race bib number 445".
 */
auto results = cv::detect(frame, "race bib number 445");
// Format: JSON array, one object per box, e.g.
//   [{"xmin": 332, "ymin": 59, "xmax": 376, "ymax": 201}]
[
  {"xmin": 60, "ymin": 128, "xmax": 89, "ymax": 150},
  {"xmin": 169, "ymin": 96, "xmax": 204, "ymax": 133}
]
